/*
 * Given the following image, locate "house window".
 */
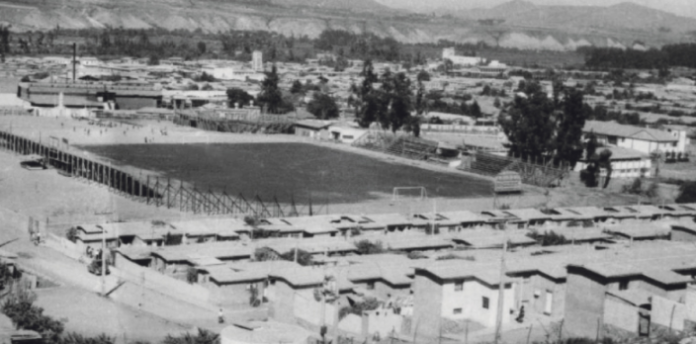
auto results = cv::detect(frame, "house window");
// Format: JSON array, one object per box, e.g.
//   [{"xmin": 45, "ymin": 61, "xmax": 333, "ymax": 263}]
[
  {"xmin": 482, "ymin": 297, "xmax": 490, "ymax": 309},
  {"xmin": 367, "ymin": 282, "xmax": 375, "ymax": 290},
  {"xmin": 619, "ymin": 280, "xmax": 629, "ymax": 291},
  {"xmin": 454, "ymin": 282, "xmax": 463, "ymax": 291},
  {"xmin": 608, "ymin": 136, "xmax": 618, "ymax": 145},
  {"xmin": 453, "ymin": 308, "xmax": 462, "ymax": 315}
]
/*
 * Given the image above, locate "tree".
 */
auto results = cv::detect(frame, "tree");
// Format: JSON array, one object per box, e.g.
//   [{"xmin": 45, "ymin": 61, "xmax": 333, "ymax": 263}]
[
  {"xmin": 197, "ymin": 41, "xmax": 206, "ymax": 54},
  {"xmin": 469, "ymin": 101, "xmax": 482, "ymax": 118},
  {"xmin": 307, "ymin": 93, "xmax": 339, "ymax": 119},
  {"xmin": 378, "ymin": 72, "xmax": 413, "ymax": 132},
  {"xmin": 443, "ymin": 58, "xmax": 453, "ymax": 76},
  {"xmin": 147, "ymin": 54, "xmax": 160, "ymax": 66},
  {"xmin": 226, "ymin": 88, "xmax": 253, "ymax": 108},
  {"xmin": 676, "ymin": 181, "xmax": 696, "ymax": 203},
  {"xmin": 257, "ymin": 65, "xmax": 283, "ymax": 113},
  {"xmin": 414, "ymin": 80, "xmax": 427, "ymax": 116},
  {"xmin": 1, "ymin": 290, "xmax": 64, "ymax": 344},
  {"xmin": 499, "ymin": 82, "xmax": 557, "ymax": 160},
  {"xmin": 581, "ymin": 148, "xmax": 613, "ymax": 188},
  {"xmin": 351, "ymin": 59, "xmax": 380, "ymax": 128},
  {"xmin": 554, "ymin": 88, "xmax": 587, "ymax": 167},
  {"xmin": 355, "ymin": 240, "xmax": 384, "ymax": 255},
  {"xmin": 493, "ymin": 97, "xmax": 501, "ymax": 108},
  {"xmin": 290, "ymin": 80, "xmax": 303, "ymax": 94},
  {"xmin": 417, "ymin": 70, "xmax": 430, "ymax": 82}
]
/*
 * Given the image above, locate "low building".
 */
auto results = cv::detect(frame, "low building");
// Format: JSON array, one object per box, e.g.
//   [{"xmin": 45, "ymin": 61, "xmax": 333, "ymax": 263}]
[
  {"xmin": 583, "ymin": 120, "xmax": 688, "ymax": 155},
  {"xmin": 293, "ymin": 120, "xmax": 333, "ymax": 140}
]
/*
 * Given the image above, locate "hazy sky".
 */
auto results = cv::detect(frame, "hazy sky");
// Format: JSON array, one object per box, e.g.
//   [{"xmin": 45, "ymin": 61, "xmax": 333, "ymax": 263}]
[{"xmin": 376, "ymin": 0, "xmax": 696, "ymax": 18}]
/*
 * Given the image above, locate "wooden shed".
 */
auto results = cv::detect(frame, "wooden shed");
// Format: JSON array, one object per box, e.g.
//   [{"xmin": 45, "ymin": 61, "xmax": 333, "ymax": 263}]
[{"xmin": 494, "ymin": 171, "xmax": 522, "ymax": 194}]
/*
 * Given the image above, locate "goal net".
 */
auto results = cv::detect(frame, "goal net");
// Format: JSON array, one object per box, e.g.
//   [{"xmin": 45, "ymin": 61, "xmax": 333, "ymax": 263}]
[{"xmin": 392, "ymin": 187, "xmax": 427, "ymax": 202}]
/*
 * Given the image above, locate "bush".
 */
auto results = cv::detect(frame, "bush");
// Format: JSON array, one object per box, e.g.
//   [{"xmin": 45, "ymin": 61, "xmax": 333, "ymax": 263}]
[
  {"xmin": 339, "ymin": 298, "xmax": 381, "ymax": 320},
  {"xmin": 186, "ymin": 267, "xmax": 197, "ymax": 284},
  {"xmin": 676, "ymin": 181, "xmax": 696, "ymax": 203},
  {"xmin": 162, "ymin": 329, "xmax": 220, "ymax": 344},
  {"xmin": 354, "ymin": 240, "xmax": 384, "ymax": 255},
  {"xmin": 622, "ymin": 177, "xmax": 643, "ymax": 195},
  {"xmin": 66, "ymin": 227, "xmax": 78, "ymax": 243},
  {"xmin": 61, "ymin": 332, "xmax": 115, "ymax": 344},
  {"xmin": 527, "ymin": 230, "xmax": 569, "ymax": 246},
  {"xmin": 1, "ymin": 290, "xmax": 64, "ymax": 344}
]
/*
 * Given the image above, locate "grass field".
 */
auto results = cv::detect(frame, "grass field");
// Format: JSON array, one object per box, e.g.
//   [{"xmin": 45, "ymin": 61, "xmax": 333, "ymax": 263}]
[{"xmin": 81, "ymin": 142, "xmax": 493, "ymax": 204}]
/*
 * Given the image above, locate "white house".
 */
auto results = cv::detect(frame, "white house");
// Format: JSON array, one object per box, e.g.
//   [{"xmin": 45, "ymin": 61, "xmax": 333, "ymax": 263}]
[
  {"xmin": 583, "ymin": 120, "xmax": 688, "ymax": 155},
  {"xmin": 201, "ymin": 66, "xmax": 235, "ymax": 80},
  {"xmin": 442, "ymin": 48, "xmax": 483, "ymax": 67}
]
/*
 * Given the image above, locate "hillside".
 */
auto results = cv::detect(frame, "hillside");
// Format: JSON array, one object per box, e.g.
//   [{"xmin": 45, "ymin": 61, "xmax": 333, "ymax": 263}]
[
  {"xmin": 268, "ymin": 0, "xmax": 399, "ymax": 14},
  {"xmin": 0, "ymin": 0, "xmax": 693, "ymax": 50},
  {"xmin": 456, "ymin": 1, "xmax": 696, "ymax": 34}
]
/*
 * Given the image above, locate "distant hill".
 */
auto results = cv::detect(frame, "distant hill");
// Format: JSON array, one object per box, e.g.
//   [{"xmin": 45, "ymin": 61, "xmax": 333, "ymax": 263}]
[
  {"xmin": 269, "ymin": 0, "xmax": 399, "ymax": 13},
  {"xmin": 455, "ymin": 0, "xmax": 696, "ymax": 34}
]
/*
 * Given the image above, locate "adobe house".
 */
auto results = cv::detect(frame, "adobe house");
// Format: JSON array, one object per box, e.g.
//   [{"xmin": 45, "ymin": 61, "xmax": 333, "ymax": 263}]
[
  {"xmin": 412, "ymin": 263, "xmax": 515, "ymax": 337},
  {"xmin": 268, "ymin": 268, "xmax": 326, "ymax": 326},
  {"xmin": 564, "ymin": 260, "xmax": 696, "ymax": 339},
  {"xmin": 670, "ymin": 223, "xmax": 696, "ymax": 242}
]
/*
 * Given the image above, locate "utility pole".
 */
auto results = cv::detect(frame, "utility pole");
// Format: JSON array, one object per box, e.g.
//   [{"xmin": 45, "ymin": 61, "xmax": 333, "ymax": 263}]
[
  {"xmin": 95, "ymin": 210, "xmax": 112, "ymax": 296},
  {"xmin": 494, "ymin": 223, "xmax": 508, "ymax": 344}
]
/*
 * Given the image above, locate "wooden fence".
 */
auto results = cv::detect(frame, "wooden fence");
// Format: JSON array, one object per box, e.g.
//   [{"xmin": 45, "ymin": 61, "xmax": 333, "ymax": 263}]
[{"xmin": 0, "ymin": 130, "xmax": 321, "ymax": 218}]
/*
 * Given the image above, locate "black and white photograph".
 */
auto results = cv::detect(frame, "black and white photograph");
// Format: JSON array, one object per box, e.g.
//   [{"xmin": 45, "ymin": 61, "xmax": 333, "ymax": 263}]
[{"xmin": 1, "ymin": 0, "xmax": 696, "ymax": 343}]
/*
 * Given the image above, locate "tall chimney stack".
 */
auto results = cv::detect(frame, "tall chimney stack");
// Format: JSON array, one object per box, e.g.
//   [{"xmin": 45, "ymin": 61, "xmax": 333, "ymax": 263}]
[{"xmin": 72, "ymin": 43, "xmax": 76, "ymax": 82}]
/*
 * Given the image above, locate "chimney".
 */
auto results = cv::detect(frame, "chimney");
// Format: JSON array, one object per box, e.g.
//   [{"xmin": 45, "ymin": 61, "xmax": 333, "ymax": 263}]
[{"xmin": 72, "ymin": 43, "xmax": 77, "ymax": 83}]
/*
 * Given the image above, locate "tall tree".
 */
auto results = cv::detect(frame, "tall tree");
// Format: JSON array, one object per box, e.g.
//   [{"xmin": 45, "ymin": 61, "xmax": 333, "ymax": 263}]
[
  {"xmin": 307, "ymin": 93, "xmax": 339, "ymax": 120},
  {"xmin": 379, "ymin": 72, "xmax": 413, "ymax": 132},
  {"xmin": 226, "ymin": 88, "xmax": 253, "ymax": 108},
  {"xmin": 350, "ymin": 59, "xmax": 380, "ymax": 128},
  {"xmin": 257, "ymin": 65, "xmax": 283, "ymax": 113},
  {"xmin": 498, "ymin": 82, "xmax": 557, "ymax": 160},
  {"xmin": 554, "ymin": 88, "xmax": 587, "ymax": 167}
]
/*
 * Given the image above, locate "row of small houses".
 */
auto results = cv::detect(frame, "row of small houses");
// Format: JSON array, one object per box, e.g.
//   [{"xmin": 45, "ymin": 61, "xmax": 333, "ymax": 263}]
[
  {"xmin": 66, "ymin": 202, "xmax": 696, "ymax": 340},
  {"xmin": 72, "ymin": 203, "xmax": 696, "ymax": 253},
  {"xmin": 116, "ymin": 225, "xmax": 696, "ymax": 340}
]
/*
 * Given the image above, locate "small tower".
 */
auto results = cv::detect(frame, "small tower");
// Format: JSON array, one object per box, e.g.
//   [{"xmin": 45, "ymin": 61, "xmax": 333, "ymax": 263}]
[{"xmin": 252, "ymin": 51, "xmax": 263, "ymax": 72}]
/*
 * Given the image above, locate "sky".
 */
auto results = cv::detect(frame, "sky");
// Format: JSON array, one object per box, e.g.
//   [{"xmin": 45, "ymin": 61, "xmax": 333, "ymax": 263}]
[{"xmin": 375, "ymin": 0, "xmax": 696, "ymax": 19}]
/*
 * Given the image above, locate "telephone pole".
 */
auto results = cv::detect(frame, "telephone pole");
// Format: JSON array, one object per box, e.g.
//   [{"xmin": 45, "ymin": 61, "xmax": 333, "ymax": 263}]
[{"xmin": 494, "ymin": 222, "xmax": 509, "ymax": 344}]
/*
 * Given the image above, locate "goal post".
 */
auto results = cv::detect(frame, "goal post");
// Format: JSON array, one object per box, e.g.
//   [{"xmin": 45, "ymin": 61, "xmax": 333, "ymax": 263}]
[{"xmin": 392, "ymin": 187, "xmax": 427, "ymax": 202}]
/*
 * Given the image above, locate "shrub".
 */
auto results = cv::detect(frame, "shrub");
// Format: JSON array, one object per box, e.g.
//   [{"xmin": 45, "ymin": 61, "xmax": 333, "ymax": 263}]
[
  {"xmin": 66, "ymin": 227, "xmax": 78, "ymax": 243},
  {"xmin": 1, "ymin": 290, "xmax": 64, "ymax": 344},
  {"xmin": 354, "ymin": 240, "xmax": 384, "ymax": 255},
  {"xmin": 186, "ymin": 267, "xmax": 197, "ymax": 284},
  {"xmin": 527, "ymin": 230, "xmax": 569, "ymax": 246}
]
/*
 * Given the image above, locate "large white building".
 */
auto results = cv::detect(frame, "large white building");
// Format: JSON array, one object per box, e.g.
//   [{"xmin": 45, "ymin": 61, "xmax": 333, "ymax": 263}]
[
  {"xmin": 583, "ymin": 120, "xmax": 689, "ymax": 155},
  {"xmin": 442, "ymin": 48, "xmax": 483, "ymax": 67}
]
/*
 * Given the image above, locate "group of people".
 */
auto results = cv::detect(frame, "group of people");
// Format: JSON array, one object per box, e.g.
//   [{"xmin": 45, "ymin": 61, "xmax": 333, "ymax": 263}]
[{"xmin": 85, "ymin": 245, "xmax": 102, "ymax": 260}]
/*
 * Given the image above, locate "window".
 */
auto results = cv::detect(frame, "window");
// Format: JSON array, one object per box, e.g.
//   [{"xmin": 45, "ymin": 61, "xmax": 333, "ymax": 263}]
[
  {"xmin": 454, "ymin": 281, "xmax": 463, "ymax": 291},
  {"xmin": 482, "ymin": 297, "xmax": 490, "ymax": 309},
  {"xmin": 619, "ymin": 280, "xmax": 629, "ymax": 291},
  {"xmin": 367, "ymin": 282, "xmax": 375, "ymax": 290},
  {"xmin": 608, "ymin": 136, "xmax": 618, "ymax": 145},
  {"xmin": 453, "ymin": 308, "xmax": 462, "ymax": 315}
]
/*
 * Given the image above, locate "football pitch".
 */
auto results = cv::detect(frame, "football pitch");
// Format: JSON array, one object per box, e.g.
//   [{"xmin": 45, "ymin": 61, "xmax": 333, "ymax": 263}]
[{"xmin": 81, "ymin": 142, "xmax": 493, "ymax": 204}]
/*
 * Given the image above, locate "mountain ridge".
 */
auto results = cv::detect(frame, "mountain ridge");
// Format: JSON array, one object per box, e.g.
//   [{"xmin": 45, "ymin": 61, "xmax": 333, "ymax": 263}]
[{"xmin": 0, "ymin": 0, "xmax": 693, "ymax": 51}]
